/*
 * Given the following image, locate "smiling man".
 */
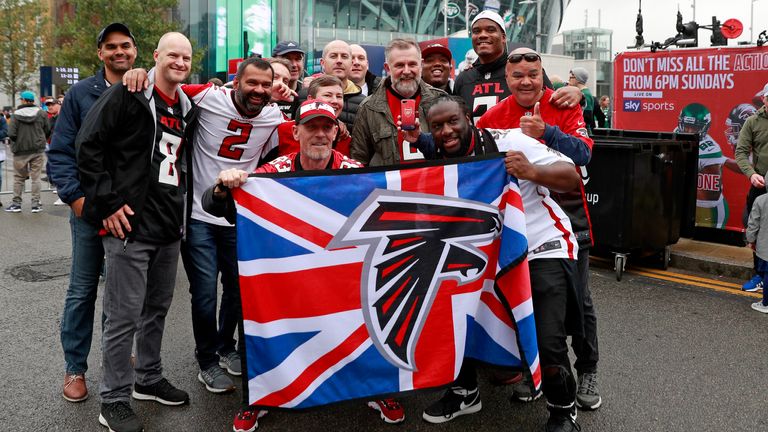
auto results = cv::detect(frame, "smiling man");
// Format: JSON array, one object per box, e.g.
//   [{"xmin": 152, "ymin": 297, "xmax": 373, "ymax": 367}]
[
  {"xmin": 77, "ymin": 32, "xmax": 196, "ymax": 432},
  {"xmin": 421, "ymin": 43, "xmax": 453, "ymax": 92},
  {"xmin": 47, "ymin": 22, "xmax": 137, "ymax": 405},
  {"xmin": 350, "ymin": 44, "xmax": 381, "ymax": 96},
  {"xmin": 350, "ymin": 38, "xmax": 446, "ymax": 166}
]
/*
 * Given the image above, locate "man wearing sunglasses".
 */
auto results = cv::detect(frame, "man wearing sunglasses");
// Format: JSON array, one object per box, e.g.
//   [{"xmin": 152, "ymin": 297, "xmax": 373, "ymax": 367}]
[
  {"xmin": 477, "ymin": 47, "xmax": 602, "ymax": 419},
  {"xmin": 453, "ymin": 11, "xmax": 582, "ymax": 124}
]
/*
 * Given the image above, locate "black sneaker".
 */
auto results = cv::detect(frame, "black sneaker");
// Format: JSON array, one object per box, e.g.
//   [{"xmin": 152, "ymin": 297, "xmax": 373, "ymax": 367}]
[
  {"xmin": 546, "ymin": 406, "xmax": 581, "ymax": 432},
  {"xmin": 99, "ymin": 401, "xmax": 143, "ymax": 432},
  {"xmin": 422, "ymin": 386, "xmax": 482, "ymax": 424},
  {"xmin": 132, "ymin": 377, "xmax": 189, "ymax": 406}
]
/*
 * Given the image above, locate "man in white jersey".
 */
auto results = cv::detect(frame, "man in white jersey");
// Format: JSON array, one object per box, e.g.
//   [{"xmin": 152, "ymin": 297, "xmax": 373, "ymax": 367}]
[
  {"xmin": 124, "ymin": 57, "xmax": 284, "ymax": 395},
  {"xmin": 401, "ymin": 95, "xmax": 583, "ymax": 432}
]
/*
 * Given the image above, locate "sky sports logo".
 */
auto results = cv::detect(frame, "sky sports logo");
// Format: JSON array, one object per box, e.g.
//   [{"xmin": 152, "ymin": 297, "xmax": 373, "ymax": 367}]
[{"xmin": 624, "ymin": 99, "xmax": 641, "ymax": 112}]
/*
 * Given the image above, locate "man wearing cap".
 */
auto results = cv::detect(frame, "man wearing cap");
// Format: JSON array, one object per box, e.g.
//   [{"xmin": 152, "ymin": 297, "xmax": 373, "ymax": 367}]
[
  {"xmin": 45, "ymin": 97, "xmax": 61, "ymax": 133},
  {"xmin": 203, "ymin": 100, "xmax": 405, "ymax": 430},
  {"xmin": 736, "ymin": 83, "xmax": 768, "ymax": 291},
  {"xmin": 291, "ymin": 40, "xmax": 366, "ymax": 127},
  {"xmin": 421, "ymin": 43, "xmax": 454, "ymax": 93},
  {"xmin": 273, "ymin": 40, "xmax": 306, "ymax": 119},
  {"xmin": 568, "ymin": 67, "xmax": 596, "ymax": 133},
  {"xmin": 476, "ymin": 47, "xmax": 599, "ymax": 428},
  {"xmin": 77, "ymin": 32, "xmax": 195, "ymax": 432},
  {"xmin": 47, "ymin": 22, "xmax": 137, "ymax": 403},
  {"xmin": 351, "ymin": 38, "xmax": 446, "ymax": 166},
  {"xmin": 350, "ymin": 44, "xmax": 380, "ymax": 96},
  {"xmin": 6, "ymin": 90, "xmax": 51, "ymax": 213},
  {"xmin": 454, "ymin": 10, "xmax": 581, "ymax": 123}
]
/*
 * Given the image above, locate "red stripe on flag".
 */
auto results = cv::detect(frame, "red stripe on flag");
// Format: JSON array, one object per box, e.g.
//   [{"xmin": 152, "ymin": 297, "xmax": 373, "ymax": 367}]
[
  {"xmin": 380, "ymin": 212, "xmax": 484, "ymax": 223},
  {"xmin": 480, "ymin": 291, "xmax": 514, "ymax": 328},
  {"xmin": 399, "ymin": 165, "xmax": 445, "ymax": 194},
  {"xmin": 233, "ymin": 188, "xmax": 334, "ymax": 248},
  {"xmin": 412, "ymin": 283, "xmax": 456, "ymax": 388},
  {"xmin": 240, "ymin": 262, "xmax": 363, "ymax": 322},
  {"xmin": 496, "ymin": 258, "xmax": 532, "ymax": 311},
  {"xmin": 504, "ymin": 187, "xmax": 525, "ymax": 213},
  {"xmin": 255, "ymin": 324, "xmax": 370, "ymax": 407}
]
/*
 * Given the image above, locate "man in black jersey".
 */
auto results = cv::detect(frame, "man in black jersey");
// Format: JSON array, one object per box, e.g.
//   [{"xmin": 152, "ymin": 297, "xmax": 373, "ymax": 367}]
[
  {"xmin": 77, "ymin": 32, "xmax": 196, "ymax": 432},
  {"xmin": 453, "ymin": 10, "xmax": 582, "ymax": 123}
]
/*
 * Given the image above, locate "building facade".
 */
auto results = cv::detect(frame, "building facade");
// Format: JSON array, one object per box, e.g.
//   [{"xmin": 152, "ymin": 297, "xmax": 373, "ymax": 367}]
[
  {"xmin": 178, "ymin": 0, "xmax": 570, "ymax": 80},
  {"xmin": 561, "ymin": 27, "xmax": 613, "ymax": 98}
]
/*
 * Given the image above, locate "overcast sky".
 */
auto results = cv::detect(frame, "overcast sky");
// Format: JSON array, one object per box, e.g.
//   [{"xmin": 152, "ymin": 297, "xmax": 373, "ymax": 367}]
[{"xmin": 559, "ymin": 0, "xmax": 768, "ymax": 54}]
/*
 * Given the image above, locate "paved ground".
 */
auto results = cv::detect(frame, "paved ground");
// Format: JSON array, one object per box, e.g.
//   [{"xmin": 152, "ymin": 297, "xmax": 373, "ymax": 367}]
[{"xmin": 1, "ymin": 191, "xmax": 767, "ymax": 432}]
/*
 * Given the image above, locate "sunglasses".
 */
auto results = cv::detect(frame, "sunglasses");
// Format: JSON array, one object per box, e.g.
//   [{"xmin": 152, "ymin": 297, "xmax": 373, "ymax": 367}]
[{"xmin": 507, "ymin": 53, "xmax": 541, "ymax": 63}]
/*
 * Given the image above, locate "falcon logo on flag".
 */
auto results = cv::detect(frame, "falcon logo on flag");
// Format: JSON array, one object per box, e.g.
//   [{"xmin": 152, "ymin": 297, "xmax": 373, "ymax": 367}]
[
  {"xmin": 232, "ymin": 155, "xmax": 539, "ymax": 409},
  {"xmin": 329, "ymin": 190, "xmax": 502, "ymax": 371}
]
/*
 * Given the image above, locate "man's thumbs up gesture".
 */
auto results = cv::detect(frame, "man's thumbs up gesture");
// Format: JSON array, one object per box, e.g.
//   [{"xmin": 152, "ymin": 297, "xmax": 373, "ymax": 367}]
[{"xmin": 519, "ymin": 102, "xmax": 546, "ymax": 139}]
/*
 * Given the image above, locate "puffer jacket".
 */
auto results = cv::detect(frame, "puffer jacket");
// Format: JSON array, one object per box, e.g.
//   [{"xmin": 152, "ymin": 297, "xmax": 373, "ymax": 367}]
[
  {"xmin": 8, "ymin": 103, "xmax": 50, "ymax": 155},
  {"xmin": 350, "ymin": 77, "xmax": 447, "ymax": 166}
]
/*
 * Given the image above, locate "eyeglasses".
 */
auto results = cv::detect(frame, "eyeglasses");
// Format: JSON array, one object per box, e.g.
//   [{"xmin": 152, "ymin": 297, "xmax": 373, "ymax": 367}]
[{"xmin": 507, "ymin": 53, "xmax": 541, "ymax": 63}]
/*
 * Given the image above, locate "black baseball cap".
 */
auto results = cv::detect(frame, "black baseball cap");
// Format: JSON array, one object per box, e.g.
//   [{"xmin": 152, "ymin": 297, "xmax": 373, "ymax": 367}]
[
  {"xmin": 97, "ymin": 23, "xmax": 136, "ymax": 47},
  {"xmin": 272, "ymin": 41, "xmax": 304, "ymax": 57}
]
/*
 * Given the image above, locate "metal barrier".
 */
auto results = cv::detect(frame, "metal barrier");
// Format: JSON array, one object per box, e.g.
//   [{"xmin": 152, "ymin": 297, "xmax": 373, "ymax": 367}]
[{"xmin": 0, "ymin": 140, "xmax": 56, "ymax": 197}]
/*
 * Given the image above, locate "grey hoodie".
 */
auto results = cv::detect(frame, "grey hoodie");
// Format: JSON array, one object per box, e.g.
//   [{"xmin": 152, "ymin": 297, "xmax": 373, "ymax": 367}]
[{"xmin": 9, "ymin": 103, "xmax": 50, "ymax": 155}]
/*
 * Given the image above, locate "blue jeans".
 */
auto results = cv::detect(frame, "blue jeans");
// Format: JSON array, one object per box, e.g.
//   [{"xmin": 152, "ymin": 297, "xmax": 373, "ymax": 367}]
[
  {"xmin": 60, "ymin": 213, "xmax": 104, "ymax": 374},
  {"xmin": 181, "ymin": 219, "xmax": 241, "ymax": 370}
]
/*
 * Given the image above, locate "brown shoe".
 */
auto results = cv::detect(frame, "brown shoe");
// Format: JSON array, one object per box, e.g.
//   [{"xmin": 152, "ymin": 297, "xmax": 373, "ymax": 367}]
[{"xmin": 63, "ymin": 373, "xmax": 88, "ymax": 402}]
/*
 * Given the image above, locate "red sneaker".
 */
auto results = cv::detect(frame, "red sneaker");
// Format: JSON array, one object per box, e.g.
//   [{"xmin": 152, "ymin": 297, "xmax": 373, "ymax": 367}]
[
  {"xmin": 232, "ymin": 406, "xmax": 267, "ymax": 432},
  {"xmin": 367, "ymin": 398, "xmax": 405, "ymax": 424}
]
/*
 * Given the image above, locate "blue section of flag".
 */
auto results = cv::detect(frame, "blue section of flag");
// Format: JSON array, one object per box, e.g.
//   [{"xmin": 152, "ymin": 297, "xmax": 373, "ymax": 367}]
[
  {"xmin": 514, "ymin": 313, "xmax": 539, "ymax": 365},
  {"xmin": 457, "ymin": 158, "xmax": 510, "ymax": 205},
  {"xmin": 465, "ymin": 316, "xmax": 519, "ymax": 366},
  {"xmin": 236, "ymin": 213, "xmax": 313, "ymax": 260},
  {"xmin": 498, "ymin": 225, "xmax": 528, "ymax": 268},
  {"xmin": 294, "ymin": 345, "xmax": 400, "ymax": 408},
  {"xmin": 278, "ymin": 171, "xmax": 388, "ymax": 217},
  {"xmin": 245, "ymin": 331, "xmax": 318, "ymax": 378}
]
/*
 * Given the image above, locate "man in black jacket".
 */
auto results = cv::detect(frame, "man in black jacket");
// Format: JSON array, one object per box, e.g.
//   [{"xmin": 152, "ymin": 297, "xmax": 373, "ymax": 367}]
[
  {"xmin": 453, "ymin": 11, "xmax": 581, "ymax": 122},
  {"xmin": 77, "ymin": 32, "xmax": 196, "ymax": 432}
]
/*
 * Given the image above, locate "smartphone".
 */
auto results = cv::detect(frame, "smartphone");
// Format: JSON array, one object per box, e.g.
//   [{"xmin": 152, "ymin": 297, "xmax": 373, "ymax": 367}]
[{"xmin": 401, "ymin": 99, "xmax": 416, "ymax": 131}]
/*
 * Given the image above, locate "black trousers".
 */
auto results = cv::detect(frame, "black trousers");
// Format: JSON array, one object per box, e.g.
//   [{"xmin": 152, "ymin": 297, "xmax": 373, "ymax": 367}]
[
  {"xmin": 570, "ymin": 246, "xmax": 599, "ymax": 374},
  {"xmin": 529, "ymin": 258, "xmax": 577, "ymax": 407}
]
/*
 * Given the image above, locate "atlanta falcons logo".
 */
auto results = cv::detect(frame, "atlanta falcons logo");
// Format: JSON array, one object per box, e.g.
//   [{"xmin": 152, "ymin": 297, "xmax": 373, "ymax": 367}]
[{"xmin": 328, "ymin": 190, "xmax": 502, "ymax": 371}]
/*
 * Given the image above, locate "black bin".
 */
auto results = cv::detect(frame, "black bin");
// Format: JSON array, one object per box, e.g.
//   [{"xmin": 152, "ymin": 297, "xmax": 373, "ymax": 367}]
[{"xmin": 584, "ymin": 129, "xmax": 698, "ymax": 280}]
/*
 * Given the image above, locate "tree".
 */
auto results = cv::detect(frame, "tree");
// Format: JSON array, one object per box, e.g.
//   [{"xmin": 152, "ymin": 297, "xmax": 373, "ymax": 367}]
[
  {"xmin": 54, "ymin": 0, "xmax": 185, "ymax": 77},
  {"xmin": 0, "ymin": 0, "xmax": 49, "ymax": 104}
]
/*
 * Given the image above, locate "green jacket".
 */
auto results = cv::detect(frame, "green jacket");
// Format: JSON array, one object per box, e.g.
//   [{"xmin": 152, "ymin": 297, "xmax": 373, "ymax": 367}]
[
  {"xmin": 350, "ymin": 78, "xmax": 447, "ymax": 166},
  {"xmin": 736, "ymin": 106, "xmax": 768, "ymax": 178},
  {"xmin": 9, "ymin": 104, "xmax": 50, "ymax": 155}
]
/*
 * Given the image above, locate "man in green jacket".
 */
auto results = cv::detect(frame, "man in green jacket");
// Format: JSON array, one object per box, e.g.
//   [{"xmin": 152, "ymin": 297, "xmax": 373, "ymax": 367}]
[
  {"xmin": 350, "ymin": 38, "xmax": 446, "ymax": 166},
  {"xmin": 736, "ymin": 86, "xmax": 768, "ymax": 291},
  {"xmin": 6, "ymin": 90, "xmax": 51, "ymax": 213}
]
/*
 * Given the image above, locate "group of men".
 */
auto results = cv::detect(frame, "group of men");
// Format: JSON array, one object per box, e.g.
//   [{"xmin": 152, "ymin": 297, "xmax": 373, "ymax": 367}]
[{"xmin": 45, "ymin": 9, "xmax": 603, "ymax": 432}]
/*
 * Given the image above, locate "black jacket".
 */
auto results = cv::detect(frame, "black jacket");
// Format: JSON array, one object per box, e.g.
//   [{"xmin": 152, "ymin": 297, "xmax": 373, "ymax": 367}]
[
  {"xmin": 364, "ymin": 71, "xmax": 382, "ymax": 95},
  {"xmin": 76, "ymin": 73, "xmax": 197, "ymax": 233}
]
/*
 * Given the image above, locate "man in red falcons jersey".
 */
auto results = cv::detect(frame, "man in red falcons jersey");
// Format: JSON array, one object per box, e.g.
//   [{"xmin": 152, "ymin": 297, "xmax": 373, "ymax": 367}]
[
  {"xmin": 476, "ymin": 47, "xmax": 602, "ymax": 419},
  {"xmin": 204, "ymin": 100, "xmax": 407, "ymax": 431}
]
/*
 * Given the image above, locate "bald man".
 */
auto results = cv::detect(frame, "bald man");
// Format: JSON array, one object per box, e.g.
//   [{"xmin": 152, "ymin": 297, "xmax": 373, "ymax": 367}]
[
  {"xmin": 291, "ymin": 39, "xmax": 366, "ymax": 126},
  {"xmin": 350, "ymin": 43, "xmax": 381, "ymax": 96},
  {"xmin": 77, "ymin": 32, "xmax": 195, "ymax": 432}
]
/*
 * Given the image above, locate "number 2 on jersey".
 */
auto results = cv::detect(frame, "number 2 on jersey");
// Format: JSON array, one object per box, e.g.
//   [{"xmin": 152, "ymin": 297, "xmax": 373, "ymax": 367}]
[{"xmin": 218, "ymin": 119, "xmax": 253, "ymax": 160}]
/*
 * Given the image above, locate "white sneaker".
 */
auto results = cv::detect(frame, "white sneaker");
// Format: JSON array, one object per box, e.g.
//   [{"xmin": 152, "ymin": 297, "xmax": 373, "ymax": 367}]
[
  {"xmin": 751, "ymin": 302, "xmax": 768, "ymax": 314},
  {"xmin": 54, "ymin": 198, "xmax": 66, "ymax": 206}
]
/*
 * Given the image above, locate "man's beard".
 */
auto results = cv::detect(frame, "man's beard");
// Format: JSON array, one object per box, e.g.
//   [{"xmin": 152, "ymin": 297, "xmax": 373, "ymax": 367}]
[
  {"xmin": 305, "ymin": 144, "xmax": 331, "ymax": 161},
  {"xmin": 393, "ymin": 76, "xmax": 419, "ymax": 97},
  {"xmin": 236, "ymin": 89, "xmax": 269, "ymax": 115}
]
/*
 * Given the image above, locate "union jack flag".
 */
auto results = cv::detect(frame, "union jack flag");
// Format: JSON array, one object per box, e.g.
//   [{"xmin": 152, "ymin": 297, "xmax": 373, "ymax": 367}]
[{"xmin": 233, "ymin": 155, "xmax": 540, "ymax": 408}]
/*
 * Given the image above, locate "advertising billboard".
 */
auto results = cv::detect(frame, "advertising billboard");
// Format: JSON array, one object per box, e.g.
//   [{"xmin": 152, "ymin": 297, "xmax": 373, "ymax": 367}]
[{"xmin": 614, "ymin": 46, "xmax": 768, "ymax": 233}]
